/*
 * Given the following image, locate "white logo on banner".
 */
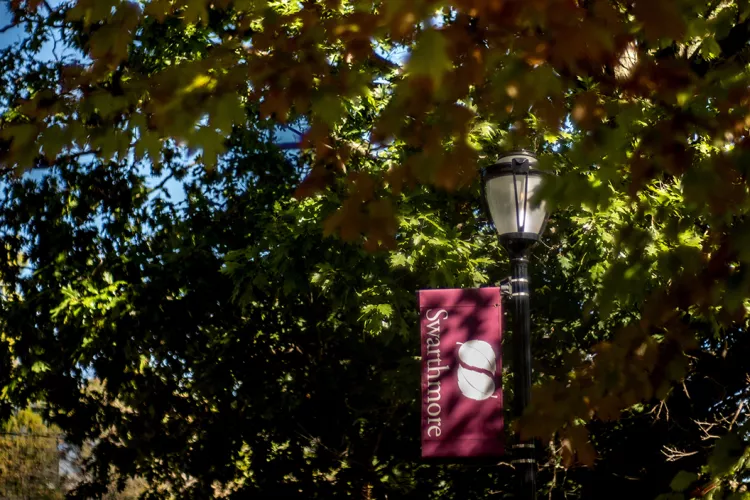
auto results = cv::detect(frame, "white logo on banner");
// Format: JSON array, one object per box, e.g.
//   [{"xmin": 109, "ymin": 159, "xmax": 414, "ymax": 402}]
[{"xmin": 456, "ymin": 340, "xmax": 497, "ymax": 401}]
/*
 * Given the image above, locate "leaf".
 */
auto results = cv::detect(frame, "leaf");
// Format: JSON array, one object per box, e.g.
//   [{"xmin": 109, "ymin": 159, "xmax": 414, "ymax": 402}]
[
  {"xmin": 406, "ymin": 29, "xmax": 452, "ymax": 88},
  {"xmin": 94, "ymin": 129, "xmax": 119, "ymax": 160},
  {"xmin": 211, "ymin": 93, "xmax": 245, "ymax": 134},
  {"xmin": 66, "ymin": 0, "xmax": 115, "ymax": 25},
  {"xmin": 375, "ymin": 304, "xmax": 393, "ymax": 316},
  {"xmin": 136, "ymin": 130, "xmax": 162, "ymax": 162},
  {"xmin": 633, "ymin": 0, "xmax": 686, "ymax": 42},
  {"xmin": 2, "ymin": 124, "xmax": 37, "ymax": 152},
  {"xmin": 40, "ymin": 126, "xmax": 67, "ymax": 161},
  {"xmin": 193, "ymin": 127, "xmax": 226, "ymax": 169},
  {"xmin": 708, "ymin": 433, "xmax": 744, "ymax": 476},
  {"xmin": 312, "ymin": 93, "xmax": 346, "ymax": 128},
  {"xmin": 138, "ymin": 355, "xmax": 149, "ymax": 373},
  {"xmin": 183, "ymin": 0, "xmax": 210, "ymax": 25},
  {"xmin": 31, "ymin": 361, "xmax": 50, "ymax": 374},
  {"xmin": 561, "ymin": 438, "xmax": 574, "ymax": 468},
  {"xmin": 700, "ymin": 37, "xmax": 722, "ymax": 60},
  {"xmin": 390, "ymin": 253, "xmax": 408, "ymax": 268},
  {"xmin": 144, "ymin": 0, "xmax": 172, "ymax": 22},
  {"xmin": 669, "ymin": 471, "xmax": 698, "ymax": 492}
]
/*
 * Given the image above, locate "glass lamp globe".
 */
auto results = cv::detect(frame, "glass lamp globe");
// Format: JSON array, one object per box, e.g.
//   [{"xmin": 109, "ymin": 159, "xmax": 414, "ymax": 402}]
[{"xmin": 482, "ymin": 151, "xmax": 550, "ymax": 245}]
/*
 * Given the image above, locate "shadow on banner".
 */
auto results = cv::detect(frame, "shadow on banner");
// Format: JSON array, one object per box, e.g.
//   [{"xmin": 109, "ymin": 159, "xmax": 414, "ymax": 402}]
[{"xmin": 418, "ymin": 287, "xmax": 504, "ymax": 459}]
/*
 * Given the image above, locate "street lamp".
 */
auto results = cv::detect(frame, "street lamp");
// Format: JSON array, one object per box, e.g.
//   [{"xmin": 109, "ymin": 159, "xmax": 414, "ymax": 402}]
[{"xmin": 481, "ymin": 151, "xmax": 552, "ymax": 499}]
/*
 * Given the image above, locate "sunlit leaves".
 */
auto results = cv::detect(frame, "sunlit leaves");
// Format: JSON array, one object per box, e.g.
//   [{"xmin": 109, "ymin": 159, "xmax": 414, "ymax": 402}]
[{"xmin": 51, "ymin": 279, "xmax": 133, "ymax": 331}]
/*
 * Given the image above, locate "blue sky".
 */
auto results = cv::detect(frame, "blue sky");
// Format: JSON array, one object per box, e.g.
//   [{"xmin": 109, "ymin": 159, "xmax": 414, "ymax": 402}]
[
  {"xmin": 0, "ymin": 4, "xmax": 23, "ymax": 48},
  {"xmin": 0, "ymin": 1, "xmax": 64, "ymax": 59}
]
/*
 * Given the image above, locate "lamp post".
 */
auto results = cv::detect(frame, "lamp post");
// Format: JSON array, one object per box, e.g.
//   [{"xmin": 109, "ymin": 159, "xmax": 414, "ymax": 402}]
[{"xmin": 481, "ymin": 151, "xmax": 552, "ymax": 499}]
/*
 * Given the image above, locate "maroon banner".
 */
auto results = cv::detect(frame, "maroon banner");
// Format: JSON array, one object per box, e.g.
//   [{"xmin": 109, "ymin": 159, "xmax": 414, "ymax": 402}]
[{"xmin": 419, "ymin": 287, "xmax": 504, "ymax": 459}]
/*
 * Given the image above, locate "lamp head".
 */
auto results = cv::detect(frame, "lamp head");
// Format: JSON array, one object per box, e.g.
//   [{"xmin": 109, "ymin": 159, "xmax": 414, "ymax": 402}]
[{"xmin": 481, "ymin": 151, "xmax": 551, "ymax": 250}]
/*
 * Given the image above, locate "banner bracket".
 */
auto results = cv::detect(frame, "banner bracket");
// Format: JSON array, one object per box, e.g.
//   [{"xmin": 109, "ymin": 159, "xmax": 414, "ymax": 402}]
[{"xmin": 499, "ymin": 277, "xmax": 513, "ymax": 298}]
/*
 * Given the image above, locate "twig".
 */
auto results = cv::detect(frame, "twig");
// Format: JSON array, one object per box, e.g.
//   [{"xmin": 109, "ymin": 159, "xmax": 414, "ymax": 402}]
[
  {"xmin": 661, "ymin": 445, "xmax": 699, "ymax": 462},
  {"xmin": 695, "ymin": 420, "xmax": 720, "ymax": 440},
  {"xmin": 549, "ymin": 439, "xmax": 558, "ymax": 500},
  {"xmin": 281, "ymin": 124, "xmax": 305, "ymax": 137},
  {"xmin": 729, "ymin": 401, "xmax": 745, "ymax": 431},
  {"xmin": 650, "ymin": 399, "xmax": 670, "ymax": 421},
  {"xmin": 148, "ymin": 171, "xmax": 178, "ymax": 194},
  {"xmin": 0, "ymin": 20, "xmax": 20, "ymax": 34}
]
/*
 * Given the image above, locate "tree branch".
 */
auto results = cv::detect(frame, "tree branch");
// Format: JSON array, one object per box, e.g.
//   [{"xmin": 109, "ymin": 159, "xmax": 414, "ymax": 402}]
[
  {"xmin": 728, "ymin": 401, "xmax": 744, "ymax": 430},
  {"xmin": 0, "ymin": 20, "xmax": 21, "ymax": 34},
  {"xmin": 689, "ymin": 18, "xmax": 750, "ymax": 76},
  {"xmin": 148, "ymin": 171, "xmax": 178, "ymax": 194},
  {"xmin": 280, "ymin": 124, "xmax": 305, "ymax": 137},
  {"xmin": 661, "ymin": 445, "xmax": 699, "ymax": 462}
]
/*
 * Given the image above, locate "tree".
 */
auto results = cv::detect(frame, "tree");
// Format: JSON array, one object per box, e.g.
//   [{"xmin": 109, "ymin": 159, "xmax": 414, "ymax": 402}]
[
  {"xmin": 0, "ymin": 124, "xmax": 521, "ymax": 498},
  {"xmin": 2, "ymin": 0, "xmax": 750, "ymax": 499},
  {"xmin": 0, "ymin": 408, "xmax": 63, "ymax": 500},
  {"xmin": 0, "ymin": 405, "xmax": 148, "ymax": 499}
]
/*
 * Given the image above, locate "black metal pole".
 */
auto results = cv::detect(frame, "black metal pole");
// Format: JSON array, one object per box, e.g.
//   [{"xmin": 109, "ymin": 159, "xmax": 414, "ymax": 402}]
[{"xmin": 509, "ymin": 245, "xmax": 536, "ymax": 499}]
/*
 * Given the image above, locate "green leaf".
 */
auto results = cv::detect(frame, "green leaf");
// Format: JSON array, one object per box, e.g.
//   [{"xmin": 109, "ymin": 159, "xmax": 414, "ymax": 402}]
[
  {"xmin": 40, "ymin": 125, "xmax": 67, "ymax": 160},
  {"xmin": 390, "ymin": 253, "xmax": 408, "ymax": 268},
  {"xmin": 406, "ymin": 29, "xmax": 452, "ymax": 87},
  {"xmin": 669, "ymin": 470, "xmax": 698, "ymax": 492},
  {"xmin": 376, "ymin": 304, "xmax": 393, "ymax": 316},
  {"xmin": 312, "ymin": 93, "xmax": 346, "ymax": 128},
  {"xmin": 701, "ymin": 37, "xmax": 722, "ymax": 60},
  {"xmin": 136, "ymin": 130, "xmax": 162, "ymax": 162},
  {"xmin": 708, "ymin": 433, "xmax": 745, "ymax": 476},
  {"xmin": 211, "ymin": 93, "xmax": 245, "ymax": 134},
  {"xmin": 31, "ymin": 361, "xmax": 50, "ymax": 374}
]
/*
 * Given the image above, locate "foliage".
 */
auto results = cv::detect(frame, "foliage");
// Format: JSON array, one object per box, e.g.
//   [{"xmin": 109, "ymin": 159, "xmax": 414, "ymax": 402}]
[
  {"xmin": 0, "ymin": 406, "xmax": 148, "ymax": 499},
  {"xmin": 2, "ymin": 0, "xmax": 750, "ymax": 499},
  {"xmin": 0, "ymin": 407, "xmax": 63, "ymax": 500}
]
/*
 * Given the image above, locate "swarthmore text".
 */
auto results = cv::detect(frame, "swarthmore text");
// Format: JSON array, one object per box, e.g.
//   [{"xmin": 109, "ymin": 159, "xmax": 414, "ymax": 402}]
[{"xmin": 424, "ymin": 308, "xmax": 449, "ymax": 438}]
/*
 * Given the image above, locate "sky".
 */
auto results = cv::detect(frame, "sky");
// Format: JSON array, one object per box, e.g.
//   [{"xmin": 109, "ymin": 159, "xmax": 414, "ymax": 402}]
[
  {"xmin": 0, "ymin": 1, "xmax": 63, "ymax": 58},
  {"xmin": 0, "ymin": 5, "xmax": 24, "ymax": 48}
]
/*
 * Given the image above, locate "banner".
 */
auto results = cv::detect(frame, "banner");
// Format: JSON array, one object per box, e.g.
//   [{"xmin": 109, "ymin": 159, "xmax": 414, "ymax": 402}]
[{"xmin": 419, "ymin": 287, "xmax": 504, "ymax": 459}]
